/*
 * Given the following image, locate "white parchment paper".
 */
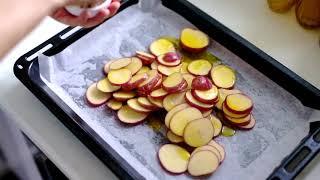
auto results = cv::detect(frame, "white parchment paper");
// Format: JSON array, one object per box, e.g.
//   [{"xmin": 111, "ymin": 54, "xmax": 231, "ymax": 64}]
[{"xmin": 38, "ymin": 1, "xmax": 314, "ymax": 179}]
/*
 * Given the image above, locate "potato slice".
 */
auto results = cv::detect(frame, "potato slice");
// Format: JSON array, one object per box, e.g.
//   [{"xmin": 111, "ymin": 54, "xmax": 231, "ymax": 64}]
[
  {"xmin": 109, "ymin": 58, "xmax": 132, "ymax": 70},
  {"xmin": 124, "ymin": 57, "xmax": 142, "ymax": 75},
  {"xmin": 127, "ymin": 98, "xmax": 152, "ymax": 113},
  {"xmin": 163, "ymin": 92, "xmax": 186, "ymax": 111},
  {"xmin": 180, "ymin": 28, "xmax": 209, "ymax": 53},
  {"xmin": 138, "ymin": 70, "xmax": 161, "ymax": 94},
  {"xmin": 108, "ymin": 69, "xmax": 132, "ymax": 85},
  {"xmin": 183, "ymin": 118, "xmax": 214, "ymax": 147},
  {"xmin": 165, "ymin": 103, "xmax": 190, "ymax": 128},
  {"xmin": 150, "ymin": 88, "xmax": 168, "ymax": 99},
  {"xmin": 167, "ymin": 131, "xmax": 184, "ymax": 143},
  {"xmin": 208, "ymin": 115, "xmax": 222, "ymax": 137},
  {"xmin": 147, "ymin": 96, "xmax": 163, "ymax": 108},
  {"xmin": 191, "ymin": 76, "xmax": 213, "ymax": 90},
  {"xmin": 157, "ymin": 53, "xmax": 181, "ymax": 67},
  {"xmin": 158, "ymin": 144, "xmax": 190, "ymax": 174},
  {"xmin": 96, "ymin": 78, "xmax": 121, "ymax": 93},
  {"xmin": 208, "ymin": 140, "xmax": 225, "ymax": 162},
  {"xmin": 151, "ymin": 61, "xmax": 159, "ymax": 70},
  {"xmin": 103, "ymin": 60, "xmax": 114, "ymax": 74},
  {"xmin": 137, "ymin": 66, "xmax": 150, "ymax": 74},
  {"xmin": 86, "ymin": 83, "xmax": 111, "ymax": 107},
  {"xmin": 216, "ymin": 89, "xmax": 242, "ymax": 110},
  {"xmin": 106, "ymin": 99, "xmax": 122, "ymax": 110},
  {"xmin": 182, "ymin": 73, "xmax": 195, "ymax": 90},
  {"xmin": 162, "ymin": 73, "xmax": 184, "ymax": 93},
  {"xmin": 187, "ymin": 150, "xmax": 219, "ymax": 176},
  {"xmin": 191, "ymin": 145, "xmax": 222, "ymax": 162},
  {"xmin": 192, "ymin": 86, "xmax": 218, "ymax": 104},
  {"xmin": 170, "ymin": 107, "xmax": 203, "ymax": 136},
  {"xmin": 117, "ymin": 105, "xmax": 148, "ymax": 124},
  {"xmin": 185, "ymin": 90, "xmax": 214, "ymax": 111},
  {"xmin": 187, "ymin": 59, "xmax": 212, "ymax": 76},
  {"xmin": 224, "ymin": 113, "xmax": 251, "ymax": 126},
  {"xmin": 136, "ymin": 51, "xmax": 156, "ymax": 65},
  {"xmin": 121, "ymin": 72, "xmax": 148, "ymax": 91},
  {"xmin": 137, "ymin": 97, "xmax": 158, "ymax": 110},
  {"xmin": 211, "ymin": 65, "xmax": 236, "ymax": 89},
  {"xmin": 150, "ymin": 39, "xmax": 175, "ymax": 56},
  {"xmin": 225, "ymin": 93, "xmax": 253, "ymax": 114},
  {"xmin": 222, "ymin": 103, "xmax": 249, "ymax": 118},
  {"xmin": 237, "ymin": 115, "xmax": 256, "ymax": 130},
  {"xmin": 113, "ymin": 91, "xmax": 136, "ymax": 102},
  {"xmin": 158, "ymin": 64, "xmax": 182, "ymax": 76},
  {"xmin": 180, "ymin": 62, "xmax": 190, "ymax": 74}
]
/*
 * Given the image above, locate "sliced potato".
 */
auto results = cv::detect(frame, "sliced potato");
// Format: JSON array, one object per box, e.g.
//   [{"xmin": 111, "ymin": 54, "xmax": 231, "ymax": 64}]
[
  {"xmin": 216, "ymin": 89, "xmax": 242, "ymax": 110},
  {"xmin": 225, "ymin": 93, "xmax": 253, "ymax": 114},
  {"xmin": 158, "ymin": 64, "xmax": 182, "ymax": 76},
  {"xmin": 108, "ymin": 69, "xmax": 132, "ymax": 85},
  {"xmin": 162, "ymin": 72, "xmax": 184, "ymax": 93},
  {"xmin": 222, "ymin": 103, "xmax": 249, "ymax": 118},
  {"xmin": 109, "ymin": 58, "xmax": 132, "ymax": 70},
  {"xmin": 169, "ymin": 107, "xmax": 203, "ymax": 136},
  {"xmin": 150, "ymin": 88, "xmax": 168, "ymax": 99},
  {"xmin": 124, "ymin": 57, "xmax": 142, "ymax": 75},
  {"xmin": 167, "ymin": 131, "xmax": 184, "ymax": 143},
  {"xmin": 192, "ymin": 85, "xmax": 218, "ymax": 104},
  {"xmin": 191, "ymin": 145, "xmax": 222, "ymax": 162},
  {"xmin": 147, "ymin": 96, "xmax": 163, "ymax": 108},
  {"xmin": 137, "ymin": 97, "xmax": 158, "ymax": 110},
  {"xmin": 185, "ymin": 90, "xmax": 214, "ymax": 111},
  {"xmin": 224, "ymin": 113, "xmax": 251, "ymax": 126},
  {"xmin": 158, "ymin": 144, "xmax": 190, "ymax": 174},
  {"xmin": 209, "ymin": 115, "xmax": 222, "ymax": 137},
  {"xmin": 137, "ymin": 66, "xmax": 150, "ymax": 74},
  {"xmin": 163, "ymin": 92, "xmax": 186, "ymax": 111},
  {"xmin": 211, "ymin": 65, "xmax": 236, "ymax": 89},
  {"xmin": 127, "ymin": 98, "xmax": 152, "ymax": 113},
  {"xmin": 180, "ymin": 62, "xmax": 190, "ymax": 74},
  {"xmin": 182, "ymin": 73, "xmax": 195, "ymax": 90},
  {"xmin": 208, "ymin": 140, "xmax": 225, "ymax": 162},
  {"xmin": 106, "ymin": 99, "xmax": 122, "ymax": 110},
  {"xmin": 202, "ymin": 109, "xmax": 212, "ymax": 117},
  {"xmin": 86, "ymin": 83, "xmax": 111, "ymax": 107},
  {"xmin": 180, "ymin": 28, "xmax": 209, "ymax": 53},
  {"xmin": 165, "ymin": 103, "xmax": 190, "ymax": 128},
  {"xmin": 150, "ymin": 39, "xmax": 175, "ymax": 56},
  {"xmin": 183, "ymin": 118, "xmax": 214, "ymax": 147},
  {"xmin": 117, "ymin": 105, "xmax": 148, "ymax": 124},
  {"xmin": 187, "ymin": 150, "xmax": 219, "ymax": 176},
  {"xmin": 151, "ymin": 61, "xmax": 159, "ymax": 70},
  {"xmin": 187, "ymin": 59, "xmax": 212, "ymax": 76},
  {"xmin": 96, "ymin": 78, "xmax": 121, "ymax": 93},
  {"xmin": 103, "ymin": 60, "xmax": 114, "ymax": 74},
  {"xmin": 113, "ymin": 91, "xmax": 136, "ymax": 101},
  {"xmin": 237, "ymin": 115, "xmax": 256, "ymax": 130},
  {"xmin": 157, "ymin": 53, "xmax": 181, "ymax": 67}
]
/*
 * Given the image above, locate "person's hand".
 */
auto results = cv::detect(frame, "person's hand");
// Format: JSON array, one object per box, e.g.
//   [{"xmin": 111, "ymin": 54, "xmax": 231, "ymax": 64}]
[{"xmin": 51, "ymin": 0, "xmax": 121, "ymax": 28}]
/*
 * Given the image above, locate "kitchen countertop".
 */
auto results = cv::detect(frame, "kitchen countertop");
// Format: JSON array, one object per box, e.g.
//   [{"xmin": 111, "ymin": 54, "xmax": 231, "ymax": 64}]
[{"xmin": 0, "ymin": 1, "xmax": 319, "ymax": 180}]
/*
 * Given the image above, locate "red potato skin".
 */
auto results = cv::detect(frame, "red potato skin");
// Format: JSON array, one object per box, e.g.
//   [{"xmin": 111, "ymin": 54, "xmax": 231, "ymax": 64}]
[
  {"xmin": 175, "ymin": 80, "xmax": 188, "ymax": 93},
  {"xmin": 185, "ymin": 94, "xmax": 213, "ymax": 111},
  {"xmin": 157, "ymin": 54, "xmax": 181, "ymax": 67},
  {"xmin": 117, "ymin": 116, "xmax": 147, "ymax": 126},
  {"xmin": 163, "ymin": 79, "xmax": 187, "ymax": 93},
  {"xmin": 191, "ymin": 76, "xmax": 213, "ymax": 90},
  {"xmin": 121, "ymin": 76, "xmax": 148, "ymax": 91},
  {"xmin": 85, "ymin": 96, "xmax": 107, "ymax": 107},
  {"xmin": 150, "ymin": 89, "xmax": 168, "ymax": 99},
  {"xmin": 191, "ymin": 89, "xmax": 218, "ymax": 105},
  {"xmin": 223, "ymin": 114, "xmax": 251, "ymax": 126},
  {"xmin": 152, "ymin": 75, "xmax": 163, "ymax": 90},
  {"xmin": 157, "ymin": 147, "xmax": 187, "ymax": 175},
  {"xmin": 237, "ymin": 116, "xmax": 256, "ymax": 130},
  {"xmin": 137, "ymin": 73, "xmax": 162, "ymax": 95},
  {"xmin": 163, "ymin": 52, "xmax": 181, "ymax": 63},
  {"xmin": 222, "ymin": 103, "xmax": 250, "ymax": 118},
  {"xmin": 180, "ymin": 41, "xmax": 208, "ymax": 53},
  {"xmin": 137, "ymin": 55, "xmax": 155, "ymax": 65},
  {"xmin": 224, "ymin": 94, "xmax": 253, "ymax": 115}
]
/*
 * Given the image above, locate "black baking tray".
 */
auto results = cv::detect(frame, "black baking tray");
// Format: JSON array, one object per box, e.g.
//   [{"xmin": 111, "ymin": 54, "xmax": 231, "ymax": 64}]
[{"xmin": 14, "ymin": 0, "xmax": 320, "ymax": 179}]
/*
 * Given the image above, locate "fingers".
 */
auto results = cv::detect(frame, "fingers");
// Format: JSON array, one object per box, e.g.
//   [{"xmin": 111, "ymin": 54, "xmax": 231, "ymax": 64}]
[
  {"xmin": 108, "ymin": 1, "xmax": 121, "ymax": 16},
  {"xmin": 51, "ymin": 0, "xmax": 121, "ymax": 28},
  {"xmin": 83, "ymin": 9, "xmax": 111, "ymax": 28}
]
